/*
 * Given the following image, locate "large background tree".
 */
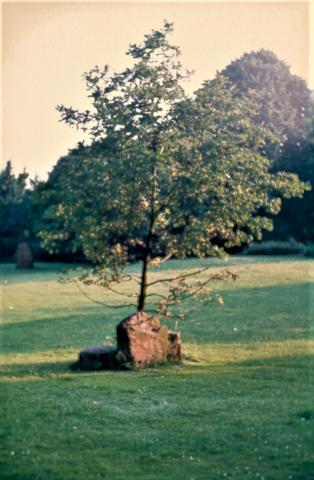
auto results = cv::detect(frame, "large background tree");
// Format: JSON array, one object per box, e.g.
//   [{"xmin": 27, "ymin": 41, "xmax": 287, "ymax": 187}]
[
  {"xmin": 221, "ymin": 49, "xmax": 311, "ymax": 157},
  {"xmin": 268, "ymin": 112, "xmax": 314, "ymax": 242},
  {"xmin": 38, "ymin": 23, "xmax": 308, "ymax": 316},
  {"xmin": 31, "ymin": 143, "xmax": 90, "ymax": 261},
  {"xmin": 220, "ymin": 50, "xmax": 313, "ymax": 242}
]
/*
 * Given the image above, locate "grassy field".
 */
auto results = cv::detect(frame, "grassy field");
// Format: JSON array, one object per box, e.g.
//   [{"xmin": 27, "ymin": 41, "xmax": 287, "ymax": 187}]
[{"xmin": 1, "ymin": 256, "xmax": 313, "ymax": 480}]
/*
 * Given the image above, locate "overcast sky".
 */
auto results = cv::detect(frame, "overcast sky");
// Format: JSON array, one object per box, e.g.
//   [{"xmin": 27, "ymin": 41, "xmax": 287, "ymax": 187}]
[{"xmin": 2, "ymin": 1, "xmax": 312, "ymax": 179}]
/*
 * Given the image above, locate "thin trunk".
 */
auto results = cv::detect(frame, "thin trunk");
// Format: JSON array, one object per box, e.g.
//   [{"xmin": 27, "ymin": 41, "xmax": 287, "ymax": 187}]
[
  {"xmin": 137, "ymin": 134, "xmax": 158, "ymax": 311},
  {"xmin": 137, "ymin": 230, "xmax": 152, "ymax": 311}
]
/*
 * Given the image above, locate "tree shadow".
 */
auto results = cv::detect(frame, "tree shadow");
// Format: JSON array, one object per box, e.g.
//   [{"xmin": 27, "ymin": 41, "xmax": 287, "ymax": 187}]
[
  {"xmin": 1, "ymin": 262, "xmax": 69, "ymax": 284},
  {"xmin": 0, "ymin": 360, "xmax": 74, "ymax": 380},
  {"xmin": 1, "ymin": 351, "xmax": 313, "ymax": 383},
  {"xmin": 0, "ymin": 308, "xmax": 123, "ymax": 354},
  {"xmin": 290, "ymin": 461, "xmax": 314, "ymax": 480}
]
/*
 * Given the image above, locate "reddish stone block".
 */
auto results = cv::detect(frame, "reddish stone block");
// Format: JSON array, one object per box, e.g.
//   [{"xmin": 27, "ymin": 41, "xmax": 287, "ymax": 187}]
[{"xmin": 117, "ymin": 312, "xmax": 169, "ymax": 368}]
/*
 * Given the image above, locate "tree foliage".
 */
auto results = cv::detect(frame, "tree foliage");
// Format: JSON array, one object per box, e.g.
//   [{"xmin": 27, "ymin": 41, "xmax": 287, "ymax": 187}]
[
  {"xmin": 0, "ymin": 161, "xmax": 32, "ymax": 258},
  {"xmin": 31, "ymin": 144, "xmax": 90, "ymax": 258},
  {"xmin": 38, "ymin": 23, "xmax": 309, "ymax": 316},
  {"xmin": 268, "ymin": 112, "xmax": 314, "ymax": 242},
  {"xmin": 221, "ymin": 49, "xmax": 312, "ymax": 158},
  {"xmin": 221, "ymin": 49, "xmax": 313, "ymax": 242}
]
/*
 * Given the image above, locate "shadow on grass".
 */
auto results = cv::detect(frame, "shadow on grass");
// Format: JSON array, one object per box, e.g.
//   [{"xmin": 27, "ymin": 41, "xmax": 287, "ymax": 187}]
[
  {"xmin": 0, "ymin": 474, "xmax": 40, "ymax": 480},
  {"xmin": 1, "ymin": 352, "xmax": 313, "ymax": 383},
  {"xmin": 1, "ymin": 262, "xmax": 72, "ymax": 284},
  {"xmin": 2, "ymin": 281, "xmax": 311, "ymax": 354},
  {"xmin": 0, "ymin": 360, "xmax": 74, "ymax": 379},
  {"xmin": 0, "ymin": 309, "xmax": 123, "ymax": 354},
  {"xmin": 146, "ymin": 255, "xmax": 313, "ymax": 272},
  {"xmin": 291, "ymin": 462, "xmax": 314, "ymax": 480},
  {"xmin": 1, "ymin": 256, "xmax": 310, "ymax": 282},
  {"xmin": 230, "ymin": 353, "xmax": 314, "ymax": 368}
]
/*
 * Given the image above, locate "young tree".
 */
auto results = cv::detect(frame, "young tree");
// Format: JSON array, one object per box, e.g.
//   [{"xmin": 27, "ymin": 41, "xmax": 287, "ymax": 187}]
[{"xmin": 39, "ymin": 22, "xmax": 309, "ymax": 318}]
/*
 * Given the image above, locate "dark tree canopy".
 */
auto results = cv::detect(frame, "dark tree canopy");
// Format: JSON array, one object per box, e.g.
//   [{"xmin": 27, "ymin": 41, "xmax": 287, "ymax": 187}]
[
  {"xmin": 221, "ymin": 49, "xmax": 313, "ymax": 242},
  {"xmin": 267, "ymin": 113, "xmax": 314, "ymax": 242},
  {"xmin": 221, "ymin": 49, "xmax": 312, "ymax": 158},
  {"xmin": 38, "ymin": 23, "xmax": 309, "ymax": 314},
  {"xmin": 32, "ymin": 144, "xmax": 90, "ymax": 257},
  {"xmin": 0, "ymin": 161, "xmax": 32, "ymax": 258}
]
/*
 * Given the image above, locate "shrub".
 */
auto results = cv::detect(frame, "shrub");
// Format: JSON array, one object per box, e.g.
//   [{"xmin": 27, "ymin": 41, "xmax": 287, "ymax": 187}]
[
  {"xmin": 244, "ymin": 238, "xmax": 307, "ymax": 256},
  {"xmin": 304, "ymin": 244, "xmax": 314, "ymax": 258}
]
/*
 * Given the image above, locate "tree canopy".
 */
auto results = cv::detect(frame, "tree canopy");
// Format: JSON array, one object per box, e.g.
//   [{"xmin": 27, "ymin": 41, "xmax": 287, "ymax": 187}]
[
  {"xmin": 220, "ymin": 49, "xmax": 314, "ymax": 243},
  {"xmin": 0, "ymin": 161, "xmax": 32, "ymax": 258},
  {"xmin": 221, "ymin": 49, "xmax": 312, "ymax": 159},
  {"xmin": 268, "ymin": 111, "xmax": 314, "ymax": 242},
  {"xmin": 38, "ymin": 22, "xmax": 309, "ymax": 314}
]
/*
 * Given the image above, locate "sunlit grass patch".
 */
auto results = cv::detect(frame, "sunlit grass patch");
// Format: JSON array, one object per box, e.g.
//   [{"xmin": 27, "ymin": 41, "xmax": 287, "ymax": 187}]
[{"xmin": 185, "ymin": 338, "xmax": 314, "ymax": 365}]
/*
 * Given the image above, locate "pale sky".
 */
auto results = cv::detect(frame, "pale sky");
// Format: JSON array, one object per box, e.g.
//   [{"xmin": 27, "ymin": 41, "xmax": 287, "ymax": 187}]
[{"xmin": 2, "ymin": 1, "xmax": 312, "ymax": 179}]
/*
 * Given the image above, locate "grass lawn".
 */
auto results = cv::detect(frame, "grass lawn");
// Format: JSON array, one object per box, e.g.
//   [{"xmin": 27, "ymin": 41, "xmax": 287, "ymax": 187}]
[{"xmin": 0, "ymin": 256, "xmax": 313, "ymax": 480}]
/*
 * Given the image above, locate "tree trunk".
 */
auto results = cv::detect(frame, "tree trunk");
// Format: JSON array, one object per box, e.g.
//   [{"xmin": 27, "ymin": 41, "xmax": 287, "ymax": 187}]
[
  {"xmin": 138, "ymin": 251, "xmax": 149, "ymax": 311},
  {"xmin": 137, "ymin": 190, "xmax": 155, "ymax": 311},
  {"xmin": 137, "ymin": 134, "xmax": 158, "ymax": 311}
]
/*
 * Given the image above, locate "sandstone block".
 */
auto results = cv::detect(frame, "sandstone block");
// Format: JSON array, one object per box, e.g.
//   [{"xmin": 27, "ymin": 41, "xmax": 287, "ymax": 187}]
[{"xmin": 117, "ymin": 312, "xmax": 169, "ymax": 368}]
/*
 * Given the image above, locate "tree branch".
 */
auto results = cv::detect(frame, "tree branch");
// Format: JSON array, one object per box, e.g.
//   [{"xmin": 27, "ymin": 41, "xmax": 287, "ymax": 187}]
[
  {"xmin": 145, "ymin": 292, "xmax": 169, "ymax": 299},
  {"xmin": 74, "ymin": 279, "xmax": 136, "ymax": 309},
  {"xmin": 105, "ymin": 285, "xmax": 137, "ymax": 298},
  {"xmin": 121, "ymin": 274, "xmax": 142, "ymax": 284},
  {"xmin": 179, "ymin": 269, "xmax": 238, "ymax": 301},
  {"xmin": 147, "ymin": 265, "xmax": 211, "ymax": 287}
]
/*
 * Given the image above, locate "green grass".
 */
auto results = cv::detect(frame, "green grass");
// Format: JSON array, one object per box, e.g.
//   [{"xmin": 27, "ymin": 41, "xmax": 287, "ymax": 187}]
[{"xmin": 1, "ymin": 257, "xmax": 313, "ymax": 480}]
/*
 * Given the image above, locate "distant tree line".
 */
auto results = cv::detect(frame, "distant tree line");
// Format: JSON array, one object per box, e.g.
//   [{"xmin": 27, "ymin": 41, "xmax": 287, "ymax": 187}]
[
  {"xmin": 1, "ymin": 49, "xmax": 313, "ymax": 262},
  {"xmin": 0, "ymin": 161, "xmax": 36, "ymax": 260}
]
